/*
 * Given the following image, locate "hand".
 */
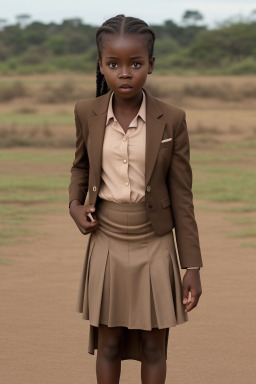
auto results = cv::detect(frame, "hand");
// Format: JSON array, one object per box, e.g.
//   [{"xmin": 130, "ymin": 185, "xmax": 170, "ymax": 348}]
[
  {"xmin": 69, "ymin": 200, "xmax": 98, "ymax": 235},
  {"xmin": 182, "ymin": 269, "xmax": 202, "ymax": 313}
]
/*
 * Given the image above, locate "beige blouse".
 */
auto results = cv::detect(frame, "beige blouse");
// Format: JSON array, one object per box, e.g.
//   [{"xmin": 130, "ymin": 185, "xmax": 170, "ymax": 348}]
[{"xmin": 98, "ymin": 91, "xmax": 146, "ymax": 203}]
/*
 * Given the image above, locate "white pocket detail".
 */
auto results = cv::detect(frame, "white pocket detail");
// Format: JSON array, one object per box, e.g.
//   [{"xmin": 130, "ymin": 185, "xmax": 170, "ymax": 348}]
[{"xmin": 161, "ymin": 138, "xmax": 172, "ymax": 143}]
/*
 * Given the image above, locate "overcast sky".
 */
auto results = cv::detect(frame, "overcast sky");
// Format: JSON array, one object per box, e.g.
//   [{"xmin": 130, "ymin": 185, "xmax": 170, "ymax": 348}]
[{"xmin": 3, "ymin": 0, "xmax": 256, "ymax": 27}]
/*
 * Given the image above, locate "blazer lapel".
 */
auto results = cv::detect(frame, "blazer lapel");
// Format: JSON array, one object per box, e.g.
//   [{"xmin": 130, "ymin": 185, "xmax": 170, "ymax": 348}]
[
  {"xmin": 87, "ymin": 91, "xmax": 112, "ymax": 183},
  {"xmin": 87, "ymin": 89, "xmax": 166, "ymax": 189},
  {"xmin": 144, "ymin": 89, "xmax": 166, "ymax": 186}
]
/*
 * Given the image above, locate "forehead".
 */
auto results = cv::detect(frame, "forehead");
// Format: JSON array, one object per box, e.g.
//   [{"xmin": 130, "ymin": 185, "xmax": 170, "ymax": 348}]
[{"xmin": 100, "ymin": 34, "xmax": 149, "ymax": 57}]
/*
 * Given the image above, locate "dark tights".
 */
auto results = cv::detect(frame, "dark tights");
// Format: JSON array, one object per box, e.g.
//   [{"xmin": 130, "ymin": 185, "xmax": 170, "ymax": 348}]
[{"xmin": 96, "ymin": 324, "xmax": 167, "ymax": 384}]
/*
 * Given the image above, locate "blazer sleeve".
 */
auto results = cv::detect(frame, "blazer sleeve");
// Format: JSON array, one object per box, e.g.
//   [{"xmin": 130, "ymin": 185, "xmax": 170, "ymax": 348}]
[
  {"xmin": 168, "ymin": 111, "xmax": 203, "ymax": 269},
  {"xmin": 68, "ymin": 102, "xmax": 89, "ymax": 207}
]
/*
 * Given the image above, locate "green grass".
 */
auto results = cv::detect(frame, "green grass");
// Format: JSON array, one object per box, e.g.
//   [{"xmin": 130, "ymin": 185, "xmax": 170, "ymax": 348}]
[
  {"xmin": 0, "ymin": 112, "xmax": 73, "ymax": 126},
  {"xmin": 222, "ymin": 138, "xmax": 256, "ymax": 150},
  {"xmin": 0, "ymin": 174, "xmax": 69, "ymax": 204},
  {"xmin": 0, "ymin": 174, "xmax": 68, "ymax": 191},
  {"xmin": 0, "ymin": 259, "xmax": 11, "ymax": 265},
  {"xmin": 192, "ymin": 145, "xmax": 256, "ymax": 244},
  {"xmin": 191, "ymin": 152, "xmax": 244, "ymax": 164},
  {"xmin": 241, "ymin": 242, "xmax": 256, "ymax": 248},
  {"xmin": 193, "ymin": 171, "xmax": 256, "ymax": 204},
  {"xmin": 225, "ymin": 217, "xmax": 256, "ymax": 225},
  {"xmin": 229, "ymin": 228, "xmax": 256, "ymax": 239},
  {"xmin": 0, "ymin": 152, "xmax": 71, "ymax": 249},
  {"xmin": 0, "ymin": 227, "xmax": 34, "ymax": 246},
  {"xmin": 0, "ymin": 150, "xmax": 73, "ymax": 164},
  {"xmin": 223, "ymin": 205, "xmax": 256, "ymax": 213}
]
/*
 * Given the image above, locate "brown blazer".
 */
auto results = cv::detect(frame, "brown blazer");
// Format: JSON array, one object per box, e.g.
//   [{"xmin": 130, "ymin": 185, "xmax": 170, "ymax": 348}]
[{"xmin": 69, "ymin": 88, "xmax": 203, "ymax": 269}]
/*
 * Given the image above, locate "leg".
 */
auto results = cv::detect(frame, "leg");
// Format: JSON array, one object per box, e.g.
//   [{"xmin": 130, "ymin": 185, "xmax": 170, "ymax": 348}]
[
  {"xmin": 139, "ymin": 328, "xmax": 167, "ymax": 384},
  {"xmin": 96, "ymin": 324, "xmax": 125, "ymax": 384}
]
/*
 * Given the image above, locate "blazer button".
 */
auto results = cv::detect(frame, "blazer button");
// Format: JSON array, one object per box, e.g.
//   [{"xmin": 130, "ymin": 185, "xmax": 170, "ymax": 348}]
[
  {"xmin": 148, "ymin": 204, "xmax": 153, "ymax": 209},
  {"xmin": 146, "ymin": 185, "xmax": 151, "ymax": 192},
  {"xmin": 92, "ymin": 186, "xmax": 97, "ymax": 192}
]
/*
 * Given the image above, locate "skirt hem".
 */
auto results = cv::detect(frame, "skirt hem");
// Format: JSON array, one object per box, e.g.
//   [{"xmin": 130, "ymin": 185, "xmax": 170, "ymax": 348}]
[{"xmin": 78, "ymin": 313, "xmax": 188, "ymax": 330}]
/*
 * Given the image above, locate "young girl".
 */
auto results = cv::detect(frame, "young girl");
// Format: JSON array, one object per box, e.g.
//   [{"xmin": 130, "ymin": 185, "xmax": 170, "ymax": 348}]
[{"xmin": 69, "ymin": 14, "xmax": 203, "ymax": 384}]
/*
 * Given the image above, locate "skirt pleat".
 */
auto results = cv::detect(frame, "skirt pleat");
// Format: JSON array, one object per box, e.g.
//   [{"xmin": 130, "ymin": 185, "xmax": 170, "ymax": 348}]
[{"xmin": 76, "ymin": 198, "xmax": 188, "ymax": 361}]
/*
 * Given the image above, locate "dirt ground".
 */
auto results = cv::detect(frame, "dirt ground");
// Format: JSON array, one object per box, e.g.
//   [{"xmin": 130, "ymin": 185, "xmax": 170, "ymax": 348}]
[{"xmin": 1, "ymin": 198, "xmax": 255, "ymax": 384}]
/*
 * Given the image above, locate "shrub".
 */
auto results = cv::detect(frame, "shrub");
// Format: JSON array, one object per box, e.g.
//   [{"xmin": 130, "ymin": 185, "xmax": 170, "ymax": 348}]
[{"xmin": 0, "ymin": 81, "xmax": 28, "ymax": 102}]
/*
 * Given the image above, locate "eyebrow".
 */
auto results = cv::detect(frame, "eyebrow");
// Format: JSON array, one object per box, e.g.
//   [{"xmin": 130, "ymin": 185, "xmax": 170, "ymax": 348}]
[{"xmin": 106, "ymin": 56, "xmax": 144, "ymax": 59}]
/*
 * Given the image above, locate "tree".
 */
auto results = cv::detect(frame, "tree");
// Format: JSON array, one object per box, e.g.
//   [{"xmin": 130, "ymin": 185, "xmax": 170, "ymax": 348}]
[
  {"xmin": 250, "ymin": 10, "xmax": 256, "ymax": 23},
  {"xmin": 182, "ymin": 10, "xmax": 203, "ymax": 25},
  {"xmin": 0, "ymin": 18, "xmax": 7, "ymax": 31},
  {"xmin": 62, "ymin": 18, "xmax": 83, "ymax": 28},
  {"xmin": 16, "ymin": 14, "xmax": 31, "ymax": 29}
]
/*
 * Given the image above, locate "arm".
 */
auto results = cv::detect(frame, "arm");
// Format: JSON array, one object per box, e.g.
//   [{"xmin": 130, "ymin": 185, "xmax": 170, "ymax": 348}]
[
  {"xmin": 69, "ymin": 102, "xmax": 89, "ymax": 206},
  {"xmin": 69, "ymin": 103, "xmax": 98, "ymax": 234},
  {"xmin": 168, "ymin": 110, "xmax": 203, "ymax": 269},
  {"xmin": 168, "ymin": 111, "xmax": 203, "ymax": 311}
]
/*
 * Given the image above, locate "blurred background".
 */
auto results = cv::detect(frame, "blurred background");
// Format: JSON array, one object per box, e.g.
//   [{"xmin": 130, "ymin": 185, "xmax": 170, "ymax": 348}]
[{"xmin": 0, "ymin": 1, "xmax": 256, "ymax": 384}]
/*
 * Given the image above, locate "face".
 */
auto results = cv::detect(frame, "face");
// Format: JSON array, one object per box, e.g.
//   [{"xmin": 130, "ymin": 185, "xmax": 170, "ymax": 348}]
[{"xmin": 98, "ymin": 34, "xmax": 155, "ymax": 100}]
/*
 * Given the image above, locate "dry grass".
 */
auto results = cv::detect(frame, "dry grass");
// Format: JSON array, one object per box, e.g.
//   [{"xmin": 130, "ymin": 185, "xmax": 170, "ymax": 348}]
[
  {"xmin": 182, "ymin": 82, "xmax": 256, "ymax": 101},
  {"xmin": 36, "ymin": 80, "xmax": 95, "ymax": 103},
  {"xmin": 0, "ymin": 81, "xmax": 28, "ymax": 102},
  {"xmin": 0, "ymin": 74, "xmax": 256, "ymax": 149}
]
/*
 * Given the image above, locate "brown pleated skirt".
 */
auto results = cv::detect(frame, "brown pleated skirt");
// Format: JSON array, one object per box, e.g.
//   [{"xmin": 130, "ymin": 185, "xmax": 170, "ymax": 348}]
[{"xmin": 76, "ymin": 198, "xmax": 188, "ymax": 361}]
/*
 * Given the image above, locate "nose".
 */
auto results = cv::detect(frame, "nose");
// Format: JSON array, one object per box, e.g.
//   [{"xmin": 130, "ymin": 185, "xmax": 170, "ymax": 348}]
[{"xmin": 119, "ymin": 66, "xmax": 132, "ymax": 78}]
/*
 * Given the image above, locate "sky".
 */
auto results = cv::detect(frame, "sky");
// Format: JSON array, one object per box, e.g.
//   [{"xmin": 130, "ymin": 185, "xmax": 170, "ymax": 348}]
[{"xmin": 3, "ymin": 0, "xmax": 256, "ymax": 27}]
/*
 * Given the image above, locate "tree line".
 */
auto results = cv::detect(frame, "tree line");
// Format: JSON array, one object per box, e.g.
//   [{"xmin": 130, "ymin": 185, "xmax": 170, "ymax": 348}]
[{"xmin": 0, "ymin": 11, "xmax": 256, "ymax": 75}]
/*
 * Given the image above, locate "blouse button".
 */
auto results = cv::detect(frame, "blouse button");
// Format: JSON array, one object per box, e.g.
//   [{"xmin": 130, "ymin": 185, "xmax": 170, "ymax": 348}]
[
  {"xmin": 92, "ymin": 186, "xmax": 97, "ymax": 192},
  {"xmin": 146, "ymin": 185, "xmax": 151, "ymax": 192},
  {"xmin": 123, "ymin": 159, "xmax": 127, "ymax": 164},
  {"xmin": 122, "ymin": 136, "xmax": 127, "ymax": 141},
  {"xmin": 125, "ymin": 182, "xmax": 129, "ymax": 186}
]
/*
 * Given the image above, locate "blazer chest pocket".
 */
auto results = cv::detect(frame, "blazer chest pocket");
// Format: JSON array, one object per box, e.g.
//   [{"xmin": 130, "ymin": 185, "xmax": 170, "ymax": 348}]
[
  {"xmin": 161, "ymin": 196, "xmax": 171, "ymax": 208},
  {"xmin": 159, "ymin": 140, "xmax": 173, "ymax": 149}
]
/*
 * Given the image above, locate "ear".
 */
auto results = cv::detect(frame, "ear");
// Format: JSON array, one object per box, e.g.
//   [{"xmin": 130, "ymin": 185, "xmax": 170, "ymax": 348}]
[
  {"xmin": 98, "ymin": 57, "xmax": 104, "ymax": 75},
  {"xmin": 148, "ymin": 56, "xmax": 155, "ymax": 74}
]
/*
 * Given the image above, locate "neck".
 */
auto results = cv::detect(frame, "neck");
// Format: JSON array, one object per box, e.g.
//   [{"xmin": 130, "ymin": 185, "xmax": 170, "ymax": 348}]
[{"xmin": 112, "ymin": 91, "xmax": 143, "ymax": 114}]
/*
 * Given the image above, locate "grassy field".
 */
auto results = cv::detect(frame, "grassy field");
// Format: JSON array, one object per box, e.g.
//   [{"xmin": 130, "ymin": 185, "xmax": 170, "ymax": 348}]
[{"xmin": 0, "ymin": 74, "xmax": 256, "ymax": 258}]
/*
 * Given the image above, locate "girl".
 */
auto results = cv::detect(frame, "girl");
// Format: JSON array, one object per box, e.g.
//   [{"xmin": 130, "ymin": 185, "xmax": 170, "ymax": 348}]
[{"xmin": 69, "ymin": 14, "xmax": 203, "ymax": 384}]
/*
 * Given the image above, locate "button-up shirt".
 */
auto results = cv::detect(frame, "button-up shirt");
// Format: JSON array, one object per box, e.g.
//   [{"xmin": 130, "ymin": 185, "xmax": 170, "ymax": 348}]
[{"xmin": 98, "ymin": 91, "xmax": 146, "ymax": 203}]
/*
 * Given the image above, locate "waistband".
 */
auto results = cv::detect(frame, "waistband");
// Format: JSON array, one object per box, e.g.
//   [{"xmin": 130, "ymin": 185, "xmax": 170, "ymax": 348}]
[{"xmin": 97, "ymin": 197, "xmax": 147, "ymax": 212}]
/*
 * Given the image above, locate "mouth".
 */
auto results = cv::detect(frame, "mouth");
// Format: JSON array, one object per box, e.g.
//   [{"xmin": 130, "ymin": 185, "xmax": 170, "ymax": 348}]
[{"xmin": 119, "ymin": 84, "xmax": 132, "ymax": 89}]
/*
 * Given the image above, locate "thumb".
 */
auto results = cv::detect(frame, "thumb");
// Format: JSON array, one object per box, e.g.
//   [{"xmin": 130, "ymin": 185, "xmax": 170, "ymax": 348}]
[{"xmin": 85, "ymin": 205, "xmax": 95, "ymax": 214}]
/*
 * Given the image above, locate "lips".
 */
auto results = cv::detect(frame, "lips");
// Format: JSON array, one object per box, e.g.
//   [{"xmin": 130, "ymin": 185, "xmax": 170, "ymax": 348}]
[{"xmin": 119, "ymin": 84, "xmax": 132, "ymax": 89}]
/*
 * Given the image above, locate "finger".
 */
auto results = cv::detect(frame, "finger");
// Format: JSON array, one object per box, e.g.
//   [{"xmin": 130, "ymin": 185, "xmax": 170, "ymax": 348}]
[
  {"xmin": 87, "ymin": 212, "xmax": 95, "ymax": 222},
  {"xmin": 85, "ymin": 219, "xmax": 98, "ymax": 229},
  {"xmin": 185, "ymin": 293, "xmax": 200, "ymax": 312},
  {"xmin": 80, "ymin": 219, "xmax": 98, "ymax": 233},
  {"xmin": 183, "ymin": 287, "xmax": 189, "ymax": 304}
]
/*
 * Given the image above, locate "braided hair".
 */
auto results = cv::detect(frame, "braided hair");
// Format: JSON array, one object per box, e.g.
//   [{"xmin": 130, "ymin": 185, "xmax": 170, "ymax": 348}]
[{"xmin": 95, "ymin": 15, "xmax": 155, "ymax": 97}]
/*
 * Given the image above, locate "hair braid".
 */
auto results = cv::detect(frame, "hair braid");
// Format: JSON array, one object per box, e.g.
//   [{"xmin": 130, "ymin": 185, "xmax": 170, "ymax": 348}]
[
  {"xmin": 96, "ymin": 62, "xmax": 109, "ymax": 97},
  {"xmin": 95, "ymin": 14, "xmax": 155, "ymax": 97}
]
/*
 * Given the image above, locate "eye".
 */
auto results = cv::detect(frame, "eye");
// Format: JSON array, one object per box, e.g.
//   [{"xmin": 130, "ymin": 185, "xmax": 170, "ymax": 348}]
[
  {"xmin": 109, "ymin": 62, "xmax": 118, "ymax": 68},
  {"xmin": 132, "ymin": 62, "xmax": 141, "ymax": 68}
]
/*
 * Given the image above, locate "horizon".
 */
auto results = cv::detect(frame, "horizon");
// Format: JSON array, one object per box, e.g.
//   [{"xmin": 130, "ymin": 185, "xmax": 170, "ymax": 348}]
[{"xmin": 2, "ymin": 0, "xmax": 256, "ymax": 28}]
